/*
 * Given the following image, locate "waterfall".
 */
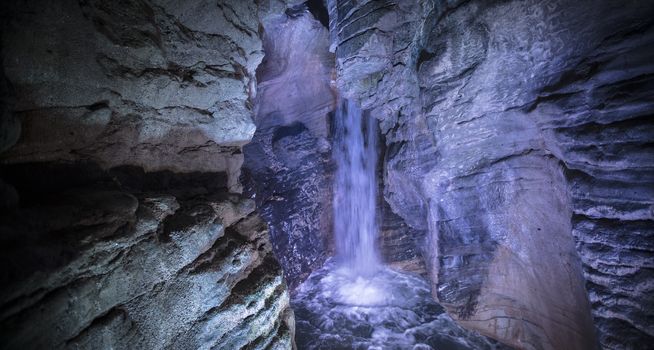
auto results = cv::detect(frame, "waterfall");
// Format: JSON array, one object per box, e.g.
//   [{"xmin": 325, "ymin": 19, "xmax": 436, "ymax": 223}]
[
  {"xmin": 332, "ymin": 98, "xmax": 380, "ymax": 276},
  {"xmin": 293, "ymin": 99, "xmax": 505, "ymax": 349}
]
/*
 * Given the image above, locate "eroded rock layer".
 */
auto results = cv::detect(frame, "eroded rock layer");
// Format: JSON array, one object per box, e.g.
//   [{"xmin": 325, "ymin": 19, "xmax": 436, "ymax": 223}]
[
  {"xmin": 0, "ymin": 0, "xmax": 295, "ymax": 349},
  {"xmin": 0, "ymin": 163, "xmax": 295, "ymax": 349},
  {"xmin": 244, "ymin": 4, "xmax": 336, "ymax": 289},
  {"xmin": 329, "ymin": 0, "xmax": 654, "ymax": 349},
  {"xmin": 380, "ymin": 189, "xmax": 428, "ymax": 276},
  {"xmin": 534, "ymin": 19, "xmax": 654, "ymax": 348},
  {"xmin": 1, "ymin": 0, "xmax": 264, "ymax": 191}
]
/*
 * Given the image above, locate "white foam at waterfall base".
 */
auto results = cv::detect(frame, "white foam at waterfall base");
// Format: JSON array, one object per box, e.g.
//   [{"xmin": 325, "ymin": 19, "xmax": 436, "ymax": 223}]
[
  {"xmin": 334, "ymin": 272, "xmax": 388, "ymax": 306},
  {"xmin": 319, "ymin": 265, "xmax": 392, "ymax": 307}
]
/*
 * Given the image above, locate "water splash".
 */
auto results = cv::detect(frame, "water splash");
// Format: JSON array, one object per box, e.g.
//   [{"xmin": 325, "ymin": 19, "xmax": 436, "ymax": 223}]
[
  {"xmin": 332, "ymin": 99, "xmax": 380, "ymax": 276},
  {"xmin": 292, "ymin": 260, "xmax": 509, "ymax": 350}
]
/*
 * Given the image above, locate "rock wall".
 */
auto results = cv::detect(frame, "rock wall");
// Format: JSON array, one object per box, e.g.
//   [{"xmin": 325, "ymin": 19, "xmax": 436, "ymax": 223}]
[
  {"xmin": 0, "ymin": 0, "xmax": 295, "ymax": 348},
  {"xmin": 1, "ymin": 0, "xmax": 264, "ymax": 191},
  {"xmin": 379, "ymin": 199, "xmax": 428, "ymax": 276},
  {"xmin": 329, "ymin": 0, "xmax": 653, "ymax": 349},
  {"xmin": 243, "ymin": 2, "xmax": 336, "ymax": 289},
  {"xmin": 534, "ymin": 16, "xmax": 654, "ymax": 348},
  {"xmin": 0, "ymin": 164, "xmax": 294, "ymax": 349}
]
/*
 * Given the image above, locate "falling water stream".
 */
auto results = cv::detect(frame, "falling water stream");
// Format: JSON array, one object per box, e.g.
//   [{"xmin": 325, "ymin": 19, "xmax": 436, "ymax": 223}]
[
  {"xmin": 292, "ymin": 99, "xmax": 506, "ymax": 349},
  {"xmin": 332, "ymin": 99, "xmax": 380, "ymax": 275}
]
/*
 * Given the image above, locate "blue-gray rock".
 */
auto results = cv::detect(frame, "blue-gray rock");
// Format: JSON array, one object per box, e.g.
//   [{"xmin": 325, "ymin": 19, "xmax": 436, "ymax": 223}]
[
  {"xmin": 243, "ymin": 6, "xmax": 336, "ymax": 289},
  {"xmin": 0, "ymin": 1, "xmax": 296, "ymax": 349},
  {"xmin": 0, "ymin": 0, "xmax": 265, "ymax": 191},
  {"xmin": 329, "ymin": 0, "xmax": 654, "ymax": 349},
  {"xmin": 0, "ymin": 164, "xmax": 295, "ymax": 349}
]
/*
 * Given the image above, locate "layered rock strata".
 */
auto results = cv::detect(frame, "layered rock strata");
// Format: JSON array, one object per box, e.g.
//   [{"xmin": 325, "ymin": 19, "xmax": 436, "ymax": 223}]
[
  {"xmin": 1, "ymin": 0, "xmax": 264, "ymax": 192},
  {"xmin": 380, "ymin": 199, "xmax": 428, "ymax": 276},
  {"xmin": 328, "ymin": 0, "xmax": 654, "ymax": 349},
  {"xmin": 0, "ymin": 164, "xmax": 294, "ymax": 349},
  {"xmin": 534, "ymin": 18, "xmax": 654, "ymax": 348},
  {"xmin": 244, "ymin": 3, "xmax": 336, "ymax": 289},
  {"xmin": 0, "ymin": 0, "xmax": 295, "ymax": 348}
]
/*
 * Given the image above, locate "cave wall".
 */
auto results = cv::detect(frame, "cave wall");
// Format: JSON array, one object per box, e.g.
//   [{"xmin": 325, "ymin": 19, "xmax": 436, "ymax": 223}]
[
  {"xmin": 0, "ymin": 0, "xmax": 295, "ymax": 348},
  {"xmin": 243, "ymin": 2, "xmax": 336, "ymax": 289},
  {"xmin": 1, "ymin": 0, "xmax": 263, "ymax": 191},
  {"xmin": 0, "ymin": 166, "xmax": 294, "ymax": 349},
  {"xmin": 328, "ymin": 0, "xmax": 654, "ymax": 349}
]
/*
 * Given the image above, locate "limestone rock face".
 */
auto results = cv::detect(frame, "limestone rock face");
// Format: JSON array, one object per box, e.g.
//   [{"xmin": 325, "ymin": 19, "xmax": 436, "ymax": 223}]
[
  {"xmin": 1, "ymin": 0, "xmax": 264, "ymax": 191},
  {"xmin": 0, "ymin": 163, "xmax": 295, "ymax": 350},
  {"xmin": 533, "ymin": 19, "xmax": 654, "ymax": 348},
  {"xmin": 379, "ymin": 199, "xmax": 428, "ymax": 276},
  {"xmin": 243, "ymin": 5, "xmax": 336, "ymax": 289},
  {"xmin": 0, "ymin": 0, "xmax": 295, "ymax": 349},
  {"xmin": 329, "ymin": 0, "xmax": 653, "ymax": 349}
]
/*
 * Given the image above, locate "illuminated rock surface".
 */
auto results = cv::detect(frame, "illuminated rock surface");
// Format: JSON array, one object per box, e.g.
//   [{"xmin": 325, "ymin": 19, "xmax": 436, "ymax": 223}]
[
  {"xmin": 328, "ymin": 0, "xmax": 654, "ymax": 348},
  {"xmin": 0, "ymin": 0, "xmax": 295, "ymax": 349},
  {"xmin": 243, "ymin": 5, "xmax": 335, "ymax": 289},
  {"xmin": 1, "ymin": 0, "xmax": 264, "ymax": 190},
  {"xmin": 0, "ymin": 164, "xmax": 294, "ymax": 349}
]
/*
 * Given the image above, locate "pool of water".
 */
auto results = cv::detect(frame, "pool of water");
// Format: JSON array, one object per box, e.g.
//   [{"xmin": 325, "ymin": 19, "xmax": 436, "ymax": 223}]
[{"xmin": 292, "ymin": 260, "xmax": 508, "ymax": 350}]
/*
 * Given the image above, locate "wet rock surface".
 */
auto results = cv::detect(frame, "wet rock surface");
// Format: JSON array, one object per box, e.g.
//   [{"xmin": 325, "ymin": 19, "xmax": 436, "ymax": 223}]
[
  {"xmin": 244, "ymin": 6, "xmax": 336, "ymax": 289},
  {"xmin": 329, "ymin": 0, "xmax": 654, "ymax": 348},
  {"xmin": 0, "ymin": 163, "xmax": 294, "ymax": 350},
  {"xmin": 379, "ymin": 200, "xmax": 428, "ymax": 276}
]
